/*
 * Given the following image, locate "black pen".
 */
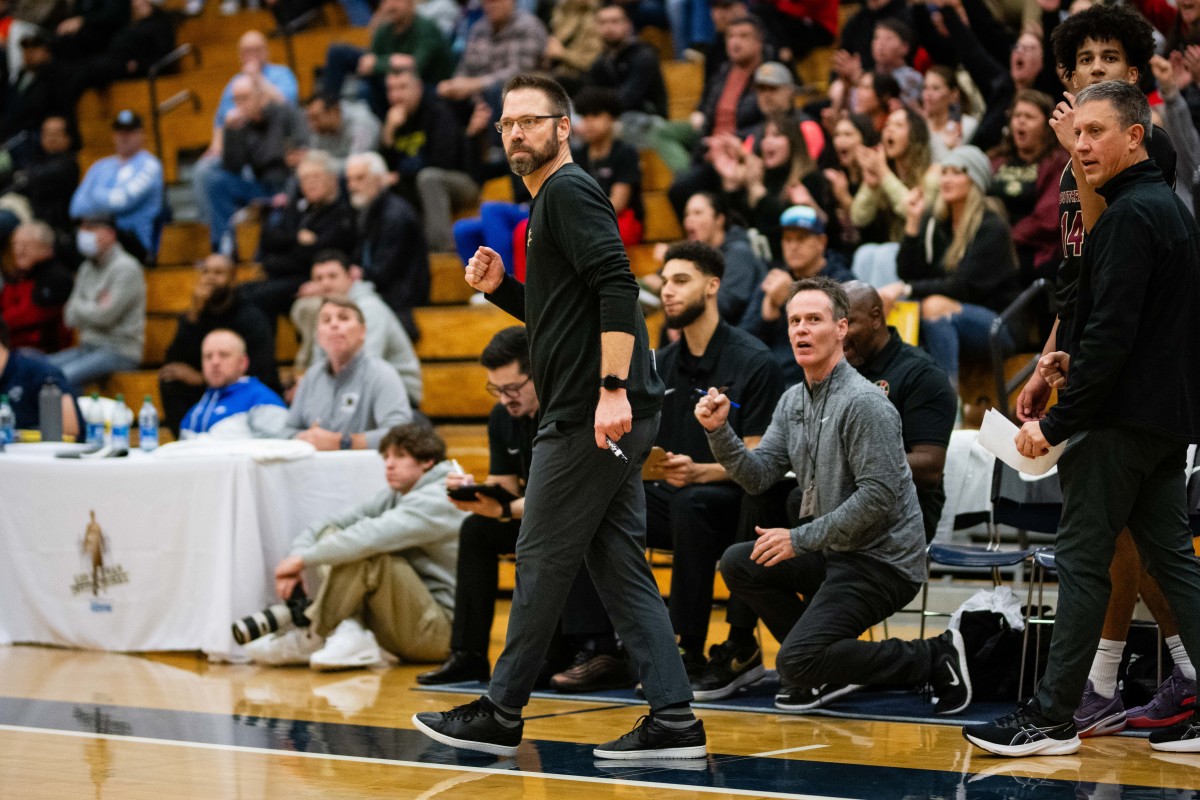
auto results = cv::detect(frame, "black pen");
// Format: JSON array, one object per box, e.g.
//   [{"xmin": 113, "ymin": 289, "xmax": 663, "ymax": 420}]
[{"xmin": 695, "ymin": 388, "xmax": 741, "ymax": 409}]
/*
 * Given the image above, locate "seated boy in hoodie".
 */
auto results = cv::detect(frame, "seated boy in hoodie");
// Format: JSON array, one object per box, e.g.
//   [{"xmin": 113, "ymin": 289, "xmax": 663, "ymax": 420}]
[{"xmin": 245, "ymin": 423, "xmax": 469, "ymax": 670}]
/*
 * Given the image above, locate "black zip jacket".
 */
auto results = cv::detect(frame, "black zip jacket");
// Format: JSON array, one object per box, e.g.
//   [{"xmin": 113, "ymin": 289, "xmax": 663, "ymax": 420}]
[{"xmin": 1041, "ymin": 158, "xmax": 1200, "ymax": 446}]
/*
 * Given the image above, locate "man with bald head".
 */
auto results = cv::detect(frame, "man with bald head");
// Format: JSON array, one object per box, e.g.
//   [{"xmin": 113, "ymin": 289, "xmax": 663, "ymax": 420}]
[
  {"xmin": 841, "ymin": 281, "xmax": 955, "ymax": 543},
  {"xmin": 201, "ymin": 74, "xmax": 311, "ymax": 254},
  {"xmin": 179, "ymin": 329, "xmax": 287, "ymax": 438},
  {"xmin": 192, "ymin": 30, "xmax": 301, "ymax": 231}
]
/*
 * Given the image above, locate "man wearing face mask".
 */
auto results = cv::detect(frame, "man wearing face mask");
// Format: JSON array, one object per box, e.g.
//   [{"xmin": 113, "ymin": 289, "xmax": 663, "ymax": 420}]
[
  {"xmin": 158, "ymin": 253, "xmax": 279, "ymax": 435},
  {"xmin": 47, "ymin": 215, "xmax": 145, "ymax": 393}
]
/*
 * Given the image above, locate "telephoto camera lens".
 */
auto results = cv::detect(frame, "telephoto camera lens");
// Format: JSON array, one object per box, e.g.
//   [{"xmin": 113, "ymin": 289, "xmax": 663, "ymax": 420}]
[{"xmin": 231, "ymin": 586, "xmax": 309, "ymax": 645}]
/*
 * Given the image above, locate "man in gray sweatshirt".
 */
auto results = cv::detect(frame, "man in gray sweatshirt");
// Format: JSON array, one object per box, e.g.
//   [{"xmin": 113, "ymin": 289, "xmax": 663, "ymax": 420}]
[
  {"xmin": 47, "ymin": 215, "xmax": 145, "ymax": 392},
  {"xmin": 245, "ymin": 423, "xmax": 469, "ymax": 670},
  {"xmin": 697, "ymin": 276, "xmax": 973, "ymax": 714}
]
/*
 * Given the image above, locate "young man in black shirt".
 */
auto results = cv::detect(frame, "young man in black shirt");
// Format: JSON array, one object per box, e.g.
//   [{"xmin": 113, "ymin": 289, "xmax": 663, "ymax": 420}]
[
  {"xmin": 842, "ymin": 282, "xmax": 956, "ymax": 544},
  {"xmin": 417, "ymin": 327, "xmax": 625, "ymax": 692},
  {"xmin": 572, "ymin": 87, "xmax": 644, "ymax": 247},
  {"xmin": 965, "ymin": 81, "xmax": 1200, "ymax": 757},
  {"xmin": 414, "ymin": 74, "xmax": 704, "ymax": 760},
  {"xmin": 645, "ymin": 241, "xmax": 785, "ymax": 699},
  {"xmin": 1015, "ymin": 3, "xmax": 1194, "ymax": 741}
]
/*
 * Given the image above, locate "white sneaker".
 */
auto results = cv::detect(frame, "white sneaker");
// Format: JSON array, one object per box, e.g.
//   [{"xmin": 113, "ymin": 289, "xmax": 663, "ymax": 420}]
[
  {"xmin": 244, "ymin": 627, "xmax": 324, "ymax": 666},
  {"xmin": 309, "ymin": 619, "xmax": 386, "ymax": 671},
  {"xmin": 219, "ymin": 0, "xmax": 239, "ymax": 14}
]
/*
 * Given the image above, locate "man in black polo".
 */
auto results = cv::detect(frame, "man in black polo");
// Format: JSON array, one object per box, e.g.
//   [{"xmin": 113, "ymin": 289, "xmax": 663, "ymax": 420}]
[
  {"xmin": 647, "ymin": 241, "xmax": 784, "ymax": 693},
  {"xmin": 842, "ymin": 281, "xmax": 956, "ymax": 543},
  {"xmin": 416, "ymin": 326, "xmax": 627, "ymax": 692}
]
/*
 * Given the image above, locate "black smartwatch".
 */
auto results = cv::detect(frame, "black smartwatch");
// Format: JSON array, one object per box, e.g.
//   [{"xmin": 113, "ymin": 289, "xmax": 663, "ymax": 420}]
[
  {"xmin": 498, "ymin": 499, "xmax": 513, "ymax": 523},
  {"xmin": 339, "ymin": 432, "xmax": 353, "ymax": 450},
  {"xmin": 601, "ymin": 374, "xmax": 628, "ymax": 391}
]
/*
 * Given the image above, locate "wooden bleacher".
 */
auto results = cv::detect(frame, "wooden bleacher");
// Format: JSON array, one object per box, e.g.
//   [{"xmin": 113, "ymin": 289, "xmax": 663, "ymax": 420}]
[{"xmin": 82, "ymin": 1, "xmax": 699, "ymax": 475}]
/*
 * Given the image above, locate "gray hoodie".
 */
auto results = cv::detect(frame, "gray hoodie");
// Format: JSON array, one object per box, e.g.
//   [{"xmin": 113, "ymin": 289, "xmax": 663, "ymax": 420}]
[
  {"xmin": 289, "ymin": 460, "xmax": 469, "ymax": 609},
  {"xmin": 707, "ymin": 359, "xmax": 927, "ymax": 583}
]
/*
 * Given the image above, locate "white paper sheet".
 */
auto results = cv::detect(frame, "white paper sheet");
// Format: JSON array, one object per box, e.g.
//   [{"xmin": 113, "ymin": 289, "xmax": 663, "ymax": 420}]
[{"xmin": 977, "ymin": 409, "xmax": 1065, "ymax": 476}]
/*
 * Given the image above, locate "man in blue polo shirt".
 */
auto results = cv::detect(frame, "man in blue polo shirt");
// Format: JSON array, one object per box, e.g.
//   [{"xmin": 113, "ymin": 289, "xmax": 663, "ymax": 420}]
[
  {"xmin": 0, "ymin": 317, "xmax": 81, "ymax": 437},
  {"xmin": 180, "ymin": 329, "xmax": 286, "ymax": 438}
]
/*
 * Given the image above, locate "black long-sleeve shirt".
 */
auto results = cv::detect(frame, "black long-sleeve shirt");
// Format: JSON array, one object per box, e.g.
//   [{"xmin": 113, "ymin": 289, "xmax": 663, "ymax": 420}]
[
  {"xmin": 1041, "ymin": 159, "xmax": 1200, "ymax": 446},
  {"xmin": 897, "ymin": 208, "xmax": 1020, "ymax": 312},
  {"xmin": 487, "ymin": 163, "xmax": 663, "ymax": 426}
]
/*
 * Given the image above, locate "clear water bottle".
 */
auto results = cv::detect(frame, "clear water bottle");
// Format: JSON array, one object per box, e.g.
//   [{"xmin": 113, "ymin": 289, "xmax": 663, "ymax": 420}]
[
  {"xmin": 84, "ymin": 392, "xmax": 106, "ymax": 445},
  {"xmin": 38, "ymin": 379, "xmax": 63, "ymax": 442},
  {"xmin": 110, "ymin": 394, "xmax": 131, "ymax": 450},
  {"xmin": 138, "ymin": 395, "xmax": 159, "ymax": 452},
  {"xmin": 0, "ymin": 394, "xmax": 15, "ymax": 445}
]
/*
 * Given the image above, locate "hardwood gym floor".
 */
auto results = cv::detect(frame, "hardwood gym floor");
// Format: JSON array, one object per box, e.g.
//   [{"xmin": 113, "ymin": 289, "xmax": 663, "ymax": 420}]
[{"xmin": 1, "ymin": 607, "xmax": 1197, "ymax": 799}]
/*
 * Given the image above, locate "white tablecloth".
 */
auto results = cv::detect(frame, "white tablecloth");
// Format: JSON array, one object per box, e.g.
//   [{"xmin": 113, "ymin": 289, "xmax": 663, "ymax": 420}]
[{"xmin": 0, "ymin": 447, "xmax": 387, "ymax": 656}]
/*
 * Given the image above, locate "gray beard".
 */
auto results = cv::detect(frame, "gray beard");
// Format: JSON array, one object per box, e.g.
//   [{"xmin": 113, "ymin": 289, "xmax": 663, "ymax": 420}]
[{"xmin": 507, "ymin": 138, "xmax": 559, "ymax": 177}]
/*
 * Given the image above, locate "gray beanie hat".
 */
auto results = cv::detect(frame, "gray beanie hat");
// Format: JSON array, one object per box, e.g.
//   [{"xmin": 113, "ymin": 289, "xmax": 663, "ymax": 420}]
[{"xmin": 941, "ymin": 145, "xmax": 992, "ymax": 192}]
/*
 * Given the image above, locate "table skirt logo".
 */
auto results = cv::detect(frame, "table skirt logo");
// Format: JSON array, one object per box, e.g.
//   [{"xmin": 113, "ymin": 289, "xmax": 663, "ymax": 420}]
[{"xmin": 71, "ymin": 510, "xmax": 130, "ymax": 598}]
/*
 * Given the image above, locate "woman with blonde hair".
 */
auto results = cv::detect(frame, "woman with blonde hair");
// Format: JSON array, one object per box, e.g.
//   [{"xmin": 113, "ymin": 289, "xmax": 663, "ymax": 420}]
[{"xmin": 884, "ymin": 145, "xmax": 1019, "ymax": 386}]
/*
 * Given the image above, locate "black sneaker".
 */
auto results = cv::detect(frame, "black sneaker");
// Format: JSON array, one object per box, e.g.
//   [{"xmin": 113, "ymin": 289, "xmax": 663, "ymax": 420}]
[
  {"xmin": 1148, "ymin": 710, "xmax": 1200, "ymax": 752},
  {"xmin": 416, "ymin": 650, "xmax": 491, "ymax": 686},
  {"xmin": 411, "ymin": 695, "xmax": 523, "ymax": 757},
  {"xmin": 962, "ymin": 700, "xmax": 1081, "ymax": 757},
  {"xmin": 593, "ymin": 714, "xmax": 707, "ymax": 760},
  {"xmin": 550, "ymin": 650, "xmax": 635, "ymax": 693},
  {"xmin": 691, "ymin": 641, "xmax": 766, "ymax": 701},
  {"xmin": 928, "ymin": 628, "xmax": 973, "ymax": 715},
  {"xmin": 774, "ymin": 682, "xmax": 861, "ymax": 712}
]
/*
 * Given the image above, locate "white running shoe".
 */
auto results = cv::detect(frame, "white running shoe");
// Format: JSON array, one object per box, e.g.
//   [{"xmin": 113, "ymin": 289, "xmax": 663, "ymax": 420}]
[
  {"xmin": 244, "ymin": 627, "xmax": 324, "ymax": 666},
  {"xmin": 309, "ymin": 619, "xmax": 386, "ymax": 671}
]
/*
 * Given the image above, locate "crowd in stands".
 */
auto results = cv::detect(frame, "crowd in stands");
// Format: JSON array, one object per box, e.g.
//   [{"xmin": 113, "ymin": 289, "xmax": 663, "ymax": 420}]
[{"xmin": 3, "ymin": 0, "xmax": 1200, "ymax": 731}]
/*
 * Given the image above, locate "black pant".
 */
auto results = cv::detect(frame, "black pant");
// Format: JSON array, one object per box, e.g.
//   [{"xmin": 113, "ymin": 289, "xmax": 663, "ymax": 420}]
[
  {"xmin": 239, "ymin": 277, "xmax": 305, "ymax": 334},
  {"xmin": 645, "ymin": 481, "xmax": 742, "ymax": 640},
  {"xmin": 1035, "ymin": 426, "xmax": 1200, "ymax": 722},
  {"xmin": 721, "ymin": 546, "xmax": 929, "ymax": 689},
  {"xmin": 450, "ymin": 514, "xmax": 613, "ymax": 656},
  {"xmin": 725, "ymin": 480, "xmax": 799, "ymax": 630}
]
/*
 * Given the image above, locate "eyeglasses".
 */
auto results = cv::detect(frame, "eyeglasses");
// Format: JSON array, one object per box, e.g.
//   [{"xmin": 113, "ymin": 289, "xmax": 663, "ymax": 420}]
[
  {"xmin": 494, "ymin": 115, "xmax": 563, "ymax": 134},
  {"xmin": 485, "ymin": 376, "xmax": 532, "ymax": 398}
]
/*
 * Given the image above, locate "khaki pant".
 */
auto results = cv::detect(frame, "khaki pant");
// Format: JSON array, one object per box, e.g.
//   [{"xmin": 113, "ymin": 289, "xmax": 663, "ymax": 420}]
[{"xmin": 305, "ymin": 553, "xmax": 452, "ymax": 664}]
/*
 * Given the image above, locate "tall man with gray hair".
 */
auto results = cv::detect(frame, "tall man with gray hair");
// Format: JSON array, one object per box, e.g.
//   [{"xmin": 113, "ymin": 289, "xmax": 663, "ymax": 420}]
[{"xmin": 965, "ymin": 81, "xmax": 1200, "ymax": 756}]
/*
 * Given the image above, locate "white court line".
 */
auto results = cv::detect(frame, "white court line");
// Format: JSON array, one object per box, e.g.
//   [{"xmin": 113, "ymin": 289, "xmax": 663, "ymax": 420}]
[
  {"xmin": 0, "ymin": 724, "xmax": 857, "ymax": 800},
  {"xmin": 752, "ymin": 744, "xmax": 830, "ymax": 758}
]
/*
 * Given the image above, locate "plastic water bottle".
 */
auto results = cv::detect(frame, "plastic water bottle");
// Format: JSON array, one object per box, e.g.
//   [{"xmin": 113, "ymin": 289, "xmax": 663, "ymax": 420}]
[
  {"xmin": 84, "ymin": 392, "xmax": 105, "ymax": 445},
  {"xmin": 38, "ymin": 379, "xmax": 63, "ymax": 442},
  {"xmin": 138, "ymin": 395, "xmax": 159, "ymax": 452},
  {"xmin": 0, "ymin": 394, "xmax": 14, "ymax": 445},
  {"xmin": 110, "ymin": 394, "xmax": 131, "ymax": 450}
]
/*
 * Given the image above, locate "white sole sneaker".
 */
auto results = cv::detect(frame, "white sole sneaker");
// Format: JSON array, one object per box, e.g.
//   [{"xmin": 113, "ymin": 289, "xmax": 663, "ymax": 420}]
[
  {"xmin": 692, "ymin": 664, "xmax": 766, "ymax": 702},
  {"xmin": 310, "ymin": 650, "xmax": 384, "ymax": 671},
  {"xmin": 411, "ymin": 714, "xmax": 520, "ymax": 757},
  {"xmin": 775, "ymin": 683, "xmax": 862, "ymax": 712},
  {"xmin": 963, "ymin": 732, "xmax": 1082, "ymax": 757},
  {"xmin": 592, "ymin": 743, "xmax": 708, "ymax": 760}
]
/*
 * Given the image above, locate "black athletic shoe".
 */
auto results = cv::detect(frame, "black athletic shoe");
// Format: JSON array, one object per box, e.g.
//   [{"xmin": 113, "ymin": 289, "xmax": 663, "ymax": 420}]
[
  {"xmin": 593, "ymin": 714, "xmax": 707, "ymax": 760},
  {"xmin": 929, "ymin": 628, "xmax": 973, "ymax": 715},
  {"xmin": 412, "ymin": 695, "xmax": 523, "ymax": 757},
  {"xmin": 550, "ymin": 650, "xmax": 635, "ymax": 693},
  {"xmin": 962, "ymin": 700, "xmax": 1081, "ymax": 757},
  {"xmin": 691, "ymin": 641, "xmax": 766, "ymax": 701},
  {"xmin": 774, "ymin": 682, "xmax": 861, "ymax": 712},
  {"xmin": 1149, "ymin": 710, "xmax": 1200, "ymax": 752},
  {"xmin": 416, "ymin": 650, "xmax": 491, "ymax": 686}
]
